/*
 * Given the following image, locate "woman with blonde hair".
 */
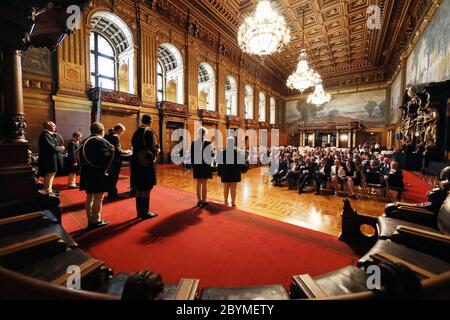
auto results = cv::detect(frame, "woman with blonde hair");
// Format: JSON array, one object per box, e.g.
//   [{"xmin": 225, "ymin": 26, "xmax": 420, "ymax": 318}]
[{"xmin": 217, "ymin": 137, "xmax": 248, "ymax": 207}]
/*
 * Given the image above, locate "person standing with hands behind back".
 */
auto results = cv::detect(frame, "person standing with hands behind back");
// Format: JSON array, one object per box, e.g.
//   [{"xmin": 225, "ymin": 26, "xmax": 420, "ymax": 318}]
[
  {"xmin": 191, "ymin": 127, "xmax": 213, "ymax": 207},
  {"xmin": 67, "ymin": 131, "xmax": 82, "ymax": 189},
  {"xmin": 131, "ymin": 114, "xmax": 160, "ymax": 219},
  {"xmin": 79, "ymin": 122, "xmax": 114, "ymax": 229},
  {"xmin": 217, "ymin": 137, "xmax": 247, "ymax": 207}
]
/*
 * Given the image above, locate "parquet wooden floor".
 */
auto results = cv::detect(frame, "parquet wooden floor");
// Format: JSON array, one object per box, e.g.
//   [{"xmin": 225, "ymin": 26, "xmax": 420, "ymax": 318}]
[{"xmin": 157, "ymin": 166, "xmax": 388, "ymax": 236}]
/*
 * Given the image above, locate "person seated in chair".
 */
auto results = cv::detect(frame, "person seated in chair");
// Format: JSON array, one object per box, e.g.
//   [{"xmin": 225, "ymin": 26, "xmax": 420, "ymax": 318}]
[
  {"xmin": 344, "ymin": 160, "xmax": 359, "ymax": 198},
  {"xmin": 366, "ymin": 159, "xmax": 381, "ymax": 194},
  {"xmin": 272, "ymin": 154, "xmax": 290, "ymax": 186},
  {"xmin": 384, "ymin": 160, "xmax": 404, "ymax": 200},
  {"xmin": 314, "ymin": 157, "xmax": 330, "ymax": 195},
  {"xmin": 285, "ymin": 156, "xmax": 302, "ymax": 189},
  {"xmin": 298, "ymin": 157, "xmax": 315, "ymax": 194},
  {"xmin": 331, "ymin": 159, "xmax": 346, "ymax": 195}
]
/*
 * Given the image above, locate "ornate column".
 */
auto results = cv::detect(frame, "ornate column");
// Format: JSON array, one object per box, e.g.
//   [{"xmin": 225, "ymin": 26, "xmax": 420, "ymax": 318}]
[
  {"xmin": 336, "ymin": 131, "xmax": 340, "ymax": 148},
  {"xmin": 348, "ymin": 130, "xmax": 351, "ymax": 148},
  {"xmin": 2, "ymin": 49, "xmax": 27, "ymax": 143}
]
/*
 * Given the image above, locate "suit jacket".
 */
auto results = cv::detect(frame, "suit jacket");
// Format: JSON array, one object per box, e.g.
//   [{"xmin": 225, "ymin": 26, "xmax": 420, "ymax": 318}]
[
  {"xmin": 191, "ymin": 139, "xmax": 213, "ymax": 179},
  {"xmin": 387, "ymin": 169, "xmax": 404, "ymax": 189},
  {"xmin": 105, "ymin": 132, "xmax": 124, "ymax": 165},
  {"xmin": 216, "ymin": 148, "xmax": 246, "ymax": 183},
  {"xmin": 38, "ymin": 130, "xmax": 64, "ymax": 174}
]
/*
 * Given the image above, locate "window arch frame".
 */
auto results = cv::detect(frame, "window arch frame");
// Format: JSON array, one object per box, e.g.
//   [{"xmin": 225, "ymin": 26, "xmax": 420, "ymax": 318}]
[
  {"xmin": 244, "ymin": 84, "xmax": 254, "ymax": 120},
  {"xmin": 225, "ymin": 75, "xmax": 238, "ymax": 116},
  {"xmin": 270, "ymin": 97, "xmax": 276, "ymax": 125},
  {"xmin": 90, "ymin": 32, "xmax": 117, "ymax": 90},
  {"xmin": 259, "ymin": 91, "xmax": 266, "ymax": 122},
  {"xmin": 198, "ymin": 62, "xmax": 216, "ymax": 111},
  {"xmin": 157, "ymin": 43, "xmax": 184, "ymax": 104}
]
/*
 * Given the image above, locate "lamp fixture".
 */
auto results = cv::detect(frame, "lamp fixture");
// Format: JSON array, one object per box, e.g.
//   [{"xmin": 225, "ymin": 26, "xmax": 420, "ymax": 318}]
[{"xmin": 238, "ymin": 0, "xmax": 290, "ymax": 56}]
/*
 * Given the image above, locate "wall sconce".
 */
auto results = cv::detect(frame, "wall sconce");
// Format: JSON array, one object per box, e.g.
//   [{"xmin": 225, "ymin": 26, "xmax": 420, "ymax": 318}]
[
  {"xmin": 308, "ymin": 134, "xmax": 314, "ymax": 142},
  {"xmin": 340, "ymin": 133, "xmax": 348, "ymax": 142}
]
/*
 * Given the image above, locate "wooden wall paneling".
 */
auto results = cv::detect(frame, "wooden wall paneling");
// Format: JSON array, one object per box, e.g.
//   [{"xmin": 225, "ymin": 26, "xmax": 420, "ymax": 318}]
[
  {"xmin": 100, "ymin": 109, "xmax": 138, "ymax": 150},
  {"xmin": 141, "ymin": 30, "xmax": 157, "ymax": 107}
]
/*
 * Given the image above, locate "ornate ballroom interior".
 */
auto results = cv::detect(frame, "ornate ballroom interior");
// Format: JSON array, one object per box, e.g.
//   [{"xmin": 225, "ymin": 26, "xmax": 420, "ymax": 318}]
[{"xmin": 0, "ymin": 0, "xmax": 449, "ymax": 301}]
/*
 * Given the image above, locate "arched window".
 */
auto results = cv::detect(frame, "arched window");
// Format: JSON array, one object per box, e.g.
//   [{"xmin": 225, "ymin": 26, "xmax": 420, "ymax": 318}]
[
  {"xmin": 89, "ymin": 12, "xmax": 134, "ymax": 93},
  {"xmin": 270, "ymin": 97, "xmax": 276, "ymax": 124},
  {"xmin": 244, "ymin": 85, "xmax": 254, "ymax": 119},
  {"xmin": 259, "ymin": 91, "xmax": 266, "ymax": 122},
  {"xmin": 90, "ymin": 33, "xmax": 115, "ymax": 90},
  {"xmin": 157, "ymin": 43, "xmax": 184, "ymax": 104},
  {"xmin": 198, "ymin": 62, "xmax": 215, "ymax": 110},
  {"xmin": 225, "ymin": 75, "xmax": 238, "ymax": 116}
]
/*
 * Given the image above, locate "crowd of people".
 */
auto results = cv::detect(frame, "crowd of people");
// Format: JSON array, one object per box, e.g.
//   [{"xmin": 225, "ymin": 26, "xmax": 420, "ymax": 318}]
[{"xmin": 267, "ymin": 144, "xmax": 404, "ymax": 199}]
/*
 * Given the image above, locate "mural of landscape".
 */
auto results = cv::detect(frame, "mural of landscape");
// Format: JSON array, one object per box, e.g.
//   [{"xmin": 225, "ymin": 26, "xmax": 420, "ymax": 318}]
[
  {"xmin": 286, "ymin": 89, "xmax": 387, "ymax": 131},
  {"xmin": 389, "ymin": 70, "xmax": 403, "ymax": 124},
  {"xmin": 406, "ymin": 0, "xmax": 450, "ymax": 84}
]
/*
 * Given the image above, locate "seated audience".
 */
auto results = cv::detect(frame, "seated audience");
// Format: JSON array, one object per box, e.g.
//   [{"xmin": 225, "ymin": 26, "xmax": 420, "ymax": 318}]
[
  {"xmin": 331, "ymin": 159, "xmax": 346, "ymax": 195},
  {"xmin": 297, "ymin": 157, "xmax": 315, "ymax": 194}
]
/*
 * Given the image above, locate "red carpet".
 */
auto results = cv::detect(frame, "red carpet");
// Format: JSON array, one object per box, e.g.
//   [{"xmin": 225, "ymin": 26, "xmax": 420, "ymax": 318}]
[
  {"xmin": 402, "ymin": 171, "xmax": 432, "ymax": 202},
  {"xmin": 54, "ymin": 171, "xmax": 358, "ymax": 289}
]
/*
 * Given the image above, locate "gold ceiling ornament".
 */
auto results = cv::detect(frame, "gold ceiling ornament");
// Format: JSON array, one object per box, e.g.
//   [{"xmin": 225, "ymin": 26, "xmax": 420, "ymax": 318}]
[{"xmin": 238, "ymin": 0, "xmax": 290, "ymax": 56}]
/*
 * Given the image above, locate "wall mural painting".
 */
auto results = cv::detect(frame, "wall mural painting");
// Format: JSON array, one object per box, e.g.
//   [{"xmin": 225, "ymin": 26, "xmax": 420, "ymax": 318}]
[
  {"xmin": 286, "ymin": 89, "xmax": 387, "ymax": 131},
  {"xmin": 406, "ymin": 0, "xmax": 450, "ymax": 85},
  {"xmin": 21, "ymin": 47, "xmax": 53, "ymax": 76},
  {"xmin": 389, "ymin": 70, "xmax": 403, "ymax": 124}
]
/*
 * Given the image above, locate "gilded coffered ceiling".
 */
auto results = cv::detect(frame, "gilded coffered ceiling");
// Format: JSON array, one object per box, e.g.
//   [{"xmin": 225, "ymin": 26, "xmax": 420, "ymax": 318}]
[{"xmin": 149, "ymin": 0, "xmax": 437, "ymax": 93}]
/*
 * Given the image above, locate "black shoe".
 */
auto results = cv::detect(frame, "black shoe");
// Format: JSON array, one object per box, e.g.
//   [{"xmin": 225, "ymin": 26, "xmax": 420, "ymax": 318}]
[
  {"xmin": 200, "ymin": 201, "xmax": 209, "ymax": 207},
  {"xmin": 68, "ymin": 185, "xmax": 79, "ymax": 189},
  {"xmin": 196, "ymin": 201, "xmax": 202, "ymax": 207},
  {"xmin": 87, "ymin": 220, "xmax": 110, "ymax": 229},
  {"xmin": 139, "ymin": 212, "xmax": 159, "ymax": 220},
  {"xmin": 315, "ymin": 191, "xmax": 320, "ymax": 195}
]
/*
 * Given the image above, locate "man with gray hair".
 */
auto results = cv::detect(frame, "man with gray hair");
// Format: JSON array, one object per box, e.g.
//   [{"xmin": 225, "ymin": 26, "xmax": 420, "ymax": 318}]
[{"xmin": 38, "ymin": 121, "xmax": 65, "ymax": 195}]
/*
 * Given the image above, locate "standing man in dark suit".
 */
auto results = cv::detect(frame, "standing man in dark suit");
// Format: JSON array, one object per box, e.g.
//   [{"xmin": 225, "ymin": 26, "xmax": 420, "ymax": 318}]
[
  {"xmin": 38, "ymin": 121, "xmax": 65, "ymax": 195},
  {"xmin": 191, "ymin": 127, "xmax": 213, "ymax": 207},
  {"xmin": 79, "ymin": 122, "xmax": 114, "ymax": 229},
  {"xmin": 67, "ymin": 131, "xmax": 82, "ymax": 189},
  {"xmin": 131, "ymin": 114, "xmax": 160, "ymax": 219},
  {"xmin": 105, "ymin": 123, "xmax": 129, "ymax": 199}
]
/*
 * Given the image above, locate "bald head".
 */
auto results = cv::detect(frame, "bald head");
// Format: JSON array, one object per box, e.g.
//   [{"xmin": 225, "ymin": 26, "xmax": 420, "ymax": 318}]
[{"xmin": 43, "ymin": 121, "xmax": 56, "ymax": 132}]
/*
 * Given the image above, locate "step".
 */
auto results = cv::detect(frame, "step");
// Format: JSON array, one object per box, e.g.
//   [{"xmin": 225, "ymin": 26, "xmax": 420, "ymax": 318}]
[
  {"xmin": 17, "ymin": 248, "xmax": 108, "ymax": 291},
  {"xmin": 0, "ymin": 233, "xmax": 67, "ymax": 270},
  {"xmin": 0, "ymin": 224, "xmax": 77, "ymax": 249},
  {"xmin": 0, "ymin": 211, "xmax": 51, "ymax": 237},
  {"xmin": 200, "ymin": 284, "xmax": 290, "ymax": 300},
  {"xmin": 97, "ymin": 274, "xmax": 194, "ymax": 300}
]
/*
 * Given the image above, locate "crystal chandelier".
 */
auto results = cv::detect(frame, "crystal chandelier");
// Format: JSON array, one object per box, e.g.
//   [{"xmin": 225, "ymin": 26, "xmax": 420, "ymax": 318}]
[
  {"xmin": 286, "ymin": 8, "xmax": 316, "ymax": 92},
  {"xmin": 307, "ymin": 79, "xmax": 331, "ymax": 106},
  {"xmin": 286, "ymin": 49, "xmax": 317, "ymax": 92},
  {"xmin": 238, "ymin": 0, "xmax": 290, "ymax": 56}
]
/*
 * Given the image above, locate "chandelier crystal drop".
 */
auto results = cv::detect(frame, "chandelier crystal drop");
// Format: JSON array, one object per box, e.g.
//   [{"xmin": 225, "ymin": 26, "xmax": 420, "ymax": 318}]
[
  {"xmin": 238, "ymin": 0, "xmax": 290, "ymax": 56},
  {"xmin": 286, "ymin": 49, "xmax": 316, "ymax": 92},
  {"xmin": 307, "ymin": 80, "xmax": 331, "ymax": 106}
]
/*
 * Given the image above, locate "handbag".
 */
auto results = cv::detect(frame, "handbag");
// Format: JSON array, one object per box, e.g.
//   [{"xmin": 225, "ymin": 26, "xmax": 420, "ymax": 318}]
[{"xmin": 136, "ymin": 127, "xmax": 158, "ymax": 167}]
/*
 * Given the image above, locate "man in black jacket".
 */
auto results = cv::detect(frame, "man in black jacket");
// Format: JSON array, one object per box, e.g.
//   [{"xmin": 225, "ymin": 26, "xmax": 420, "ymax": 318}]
[
  {"xmin": 105, "ymin": 123, "xmax": 130, "ymax": 199},
  {"xmin": 38, "ymin": 121, "xmax": 65, "ymax": 195},
  {"xmin": 79, "ymin": 122, "xmax": 114, "ymax": 229},
  {"xmin": 297, "ymin": 157, "xmax": 315, "ymax": 194},
  {"xmin": 67, "ymin": 131, "xmax": 82, "ymax": 189}
]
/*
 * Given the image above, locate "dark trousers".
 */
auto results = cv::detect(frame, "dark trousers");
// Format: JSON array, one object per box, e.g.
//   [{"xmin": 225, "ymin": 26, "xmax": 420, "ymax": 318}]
[
  {"xmin": 108, "ymin": 163, "xmax": 121, "ymax": 197},
  {"xmin": 314, "ymin": 173, "xmax": 328, "ymax": 193},
  {"xmin": 286, "ymin": 171, "xmax": 299, "ymax": 189},
  {"xmin": 298, "ymin": 173, "xmax": 312, "ymax": 191}
]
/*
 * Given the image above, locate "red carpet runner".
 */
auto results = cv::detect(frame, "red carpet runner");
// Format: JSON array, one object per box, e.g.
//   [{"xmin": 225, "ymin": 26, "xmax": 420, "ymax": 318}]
[
  {"xmin": 53, "ymin": 167, "xmax": 431, "ymax": 289},
  {"xmin": 55, "ymin": 174, "xmax": 357, "ymax": 289},
  {"xmin": 402, "ymin": 171, "xmax": 431, "ymax": 202}
]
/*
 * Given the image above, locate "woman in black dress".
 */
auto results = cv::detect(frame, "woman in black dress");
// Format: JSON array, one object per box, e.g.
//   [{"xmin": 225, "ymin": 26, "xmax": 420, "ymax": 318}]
[
  {"xmin": 131, "ymin": 114, "xmax": 160, "ymax": 219},
  {"xmin": 191, "ymin": 127, "xmax": 213, "ymax": 207},
  {"xmin": 217, "ymin": 137, "xmax": 247, "ymax": 207}
]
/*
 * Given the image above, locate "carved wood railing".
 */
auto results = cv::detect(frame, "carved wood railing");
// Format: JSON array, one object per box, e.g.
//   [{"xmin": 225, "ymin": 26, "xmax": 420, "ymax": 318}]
[
  {"xmin": 88, "ymin": 87, "xmax": 141, "ymax": 106},
  {"xmin": 158, "ymin": 101, "xmax": 189, "ymax": 116},
  {"xmin": 197, "ymin": 109, "xmax": 220, "ymax": 120}
]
